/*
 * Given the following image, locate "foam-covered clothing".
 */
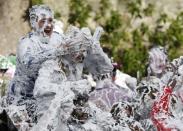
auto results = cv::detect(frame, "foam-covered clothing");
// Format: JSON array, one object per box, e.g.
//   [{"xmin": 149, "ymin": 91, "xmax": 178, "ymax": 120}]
[
  {"xmin": 8, "ymin": 31, "xmax": 64, "ymax": 97},
  {"xmin": 89, "ymin": 79, "xmax": 131, "ymax": 111}
]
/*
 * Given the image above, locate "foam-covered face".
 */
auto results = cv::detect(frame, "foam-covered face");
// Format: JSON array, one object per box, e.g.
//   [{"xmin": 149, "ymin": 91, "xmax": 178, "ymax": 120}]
[
  {"xmin": 149, "ymin": 47, "xmax": 167, "ymax": 75},
  {"xmin": 37, "ymin": 16, "xmax": 53, "ymax": 37},
  {"xmin": 32, "ymin": 8, "xmax": 53, "ymax": 37},
  {"xmin": 29, "ymin": 5, "xmax": 54, "ymax": 37}
]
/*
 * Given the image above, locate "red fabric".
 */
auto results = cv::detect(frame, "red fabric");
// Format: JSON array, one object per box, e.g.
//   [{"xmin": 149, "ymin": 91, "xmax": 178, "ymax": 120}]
[{"xmin": 151, "ymin": 86, "xmax": 173, "ymax": 131}]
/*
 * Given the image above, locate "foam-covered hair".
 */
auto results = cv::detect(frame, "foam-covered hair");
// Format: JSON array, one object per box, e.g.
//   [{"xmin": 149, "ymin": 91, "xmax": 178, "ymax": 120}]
[
  {"xmin": 149, "ymin": 46, "xmax": 167, "ymax": 61},
  {"xmin": 148, "ymin": 46, "xmax": 168, "ymax": 74},
  {"xmin": 29, "ymin": 5, "xmax": 54, "ymax": 29}
]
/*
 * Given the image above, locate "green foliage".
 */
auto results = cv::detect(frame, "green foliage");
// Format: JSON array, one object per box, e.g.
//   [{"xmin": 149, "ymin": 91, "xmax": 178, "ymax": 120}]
[
  {"xmin": 149, "ymin": 12, "xmax": 183, "ymax": 60},
  {"xmin": 54, "ymin": 11, "xmax": 61, "ymax": 19},
  {"xmin": 149, "ymin": 29, "xmax": 167, "ymax": 46},
  {"xmin": 31, "ymin": 0, "xmax": 43, "ymax": 5},
  {"xmin": 127, "ymin": 0, "xmax": 154, "ymax": 18},
  {"xmin": 143, "ymin": 3, "xmax": 154, "ymax": 16},
  {"xmin": 122, "ymin": 29, "xmax": 148, "ymax": 77},
  {"xmin": 99, "ymin": 0, "xmax": 110, "ymax": 16},
  {"xmin": 123, "ymin": 46, "xmax": 148, "ymax": 77},
  {"xmin": 100, "ymin": 10, "xmax": 125, "ymax": 63},
  {"xmin": 94, "ymin": 0, "xmax": 110, "ymax": 22},
  {"xmin": 140, "ymin": 23, "xmax": 149, "ymax": 35},
  {"xmin": 127, "ymin": 0, "xmax": 142, "ymax": 18},
  {"xmin": 97, "ymin": 0, "xmax": 150, "ymax": 77},
  {"xmin": 104, "ymin": 11, "xmax": 122, "ymax": 33},
  {"xmin": 157, "ymin": 13, "xmax": 169, "ymax": 23},
  {"xmin": 68, "ymin": 0, "xmax": 91, "ymax": 27}
]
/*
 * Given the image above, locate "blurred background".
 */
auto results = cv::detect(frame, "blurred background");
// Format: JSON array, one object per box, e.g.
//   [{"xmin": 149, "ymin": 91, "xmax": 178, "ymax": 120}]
[{"xmin": 1, "ymin": 0, "xmax": 183, "ymax": 77}]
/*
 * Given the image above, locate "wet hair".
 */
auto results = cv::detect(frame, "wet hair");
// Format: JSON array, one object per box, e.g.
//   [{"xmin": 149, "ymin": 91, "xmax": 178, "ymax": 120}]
[{"xmin": 29, "ymin": 5, "xmax": 54, "ymax": 29}]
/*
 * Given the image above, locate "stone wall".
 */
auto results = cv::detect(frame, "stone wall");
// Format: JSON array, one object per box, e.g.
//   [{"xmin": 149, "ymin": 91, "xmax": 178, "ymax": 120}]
[{"xmin": 0, "ymin": 0, "xmax": 30, "ymax": 55}]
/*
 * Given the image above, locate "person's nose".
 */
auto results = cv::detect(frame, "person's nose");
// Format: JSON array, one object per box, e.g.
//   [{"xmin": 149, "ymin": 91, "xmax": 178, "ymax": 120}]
[{"xmin": 45, "ymin": 20, "xmax": 52, "ymax": 27}]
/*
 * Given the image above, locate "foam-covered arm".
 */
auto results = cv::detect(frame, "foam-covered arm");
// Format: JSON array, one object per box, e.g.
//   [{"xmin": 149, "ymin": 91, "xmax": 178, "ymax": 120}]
[
  {"xmin": 17, "ymin": 39, "xmax": 63, "ymax": 67},
  {"xmin": 84, "ymin": 43, "xmax": 113, "ymax": 76}
]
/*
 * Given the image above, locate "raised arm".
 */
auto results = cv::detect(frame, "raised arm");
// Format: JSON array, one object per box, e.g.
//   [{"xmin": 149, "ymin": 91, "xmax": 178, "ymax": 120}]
[{"xmin": 83, "ymin": 27, "xmax": 113, "ymax": 77}]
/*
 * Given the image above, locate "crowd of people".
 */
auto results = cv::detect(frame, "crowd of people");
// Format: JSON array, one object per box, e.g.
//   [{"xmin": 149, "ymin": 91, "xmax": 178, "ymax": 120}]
[{"xmin": 0, "ymin": 4, "xmax": 183, "ymax": 131}]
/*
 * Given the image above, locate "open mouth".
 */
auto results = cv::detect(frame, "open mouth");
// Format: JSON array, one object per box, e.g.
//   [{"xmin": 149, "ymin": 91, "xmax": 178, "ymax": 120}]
[{"xmin": 44, "ymin": 28, "xmax": 52, "ymax": 35}]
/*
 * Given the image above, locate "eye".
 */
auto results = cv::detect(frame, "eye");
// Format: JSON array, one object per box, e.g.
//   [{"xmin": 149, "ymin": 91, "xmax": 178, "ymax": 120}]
[
  {"xmin": 48, "ymin": 18, "xmax": 53, "ymax": 23},
  {"xmin": 40, "ymin": 19, "xmax": 46, "ymax": 24}
]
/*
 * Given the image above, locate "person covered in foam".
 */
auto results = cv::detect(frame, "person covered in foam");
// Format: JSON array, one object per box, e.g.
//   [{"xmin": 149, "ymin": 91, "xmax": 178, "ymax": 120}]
[
  {"xmin": 7, "ymin": 5, "xmax": 65, "ymax": 103},
  {"xmin": 148, "ymin": 46, "xmax": 168, "ymax": 77}
]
